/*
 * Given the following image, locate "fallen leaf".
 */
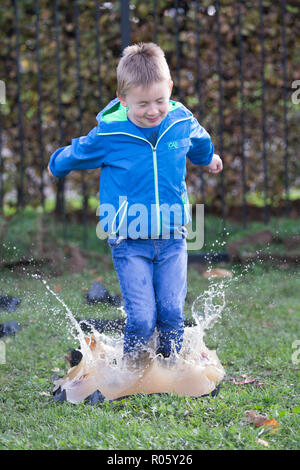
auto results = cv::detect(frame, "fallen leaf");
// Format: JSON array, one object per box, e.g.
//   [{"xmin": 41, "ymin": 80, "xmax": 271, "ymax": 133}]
[
  {"xmin": 231, "ymin": 374, "xmax": 264, "ymax": 387},
  {"xmin": 245, "ymin": 411, "xmax": 279, "ymax": 432},
  {"xmin": 202, "ymin": 268, "xmax": 233, "ymax": 279},
  {"xmin": 256, "ymin": 438, "xmax": 269, "ymax": 447},
  {"xmin": 245, "ymin": 410, "xmax": 269, "ymax": 427},
  {"xmin": 54, "ymin": 285, "xmax": 62, "ymax": 292},
  {"xmin": 263, "ymin": 418, "xmax": 279, "ymax": 433},
  {"xmin": 234, "ymin": 378, "xmax": 256, "ymax": 385}
]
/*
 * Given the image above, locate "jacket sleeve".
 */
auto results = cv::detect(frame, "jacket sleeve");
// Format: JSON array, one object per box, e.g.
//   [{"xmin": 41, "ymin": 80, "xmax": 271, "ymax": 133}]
[
  {"xmin": 186, "ymin": 116, "xmax": 214, "ymax": 166},
  {"xmin": 49, "ymin": 125, "xmax": 105, "ymax": 178}
]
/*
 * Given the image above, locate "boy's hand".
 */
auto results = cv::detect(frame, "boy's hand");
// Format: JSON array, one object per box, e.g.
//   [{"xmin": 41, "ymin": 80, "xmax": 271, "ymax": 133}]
[
  {"xmin": 47, "ymin": 164, "xmax": 55, "ymax": 177},
  {"xmin": 204, "ymin": 154, "xmax": 223, "ymax": 174}
]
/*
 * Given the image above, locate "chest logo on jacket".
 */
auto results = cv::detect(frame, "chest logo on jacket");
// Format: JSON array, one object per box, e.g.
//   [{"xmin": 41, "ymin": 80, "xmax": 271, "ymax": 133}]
[{"xmin": 167, "ymin": 141, "xmax": 179, "ymax": 150}]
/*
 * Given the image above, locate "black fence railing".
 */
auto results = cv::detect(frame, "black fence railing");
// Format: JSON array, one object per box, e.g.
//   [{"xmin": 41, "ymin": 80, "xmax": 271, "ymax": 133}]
[{"xmin": 0, "ymin": 0, "xmax": 298, "ymax": 248}]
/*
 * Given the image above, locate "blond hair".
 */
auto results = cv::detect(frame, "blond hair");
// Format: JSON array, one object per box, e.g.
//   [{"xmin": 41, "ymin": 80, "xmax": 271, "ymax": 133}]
[{"xmin": 117, "ymin": 42, "xmax": 171, "ymax": 96}]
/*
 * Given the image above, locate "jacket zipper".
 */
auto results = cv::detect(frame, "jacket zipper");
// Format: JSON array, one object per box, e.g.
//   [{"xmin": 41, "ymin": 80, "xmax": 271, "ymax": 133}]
[
  {"xmin": 111, "ymin": 199, "xmax": 128, "ymax": 235},
  {"xmin": 98, "ymin": 116, "xmax": 192, "ymax": 236}
]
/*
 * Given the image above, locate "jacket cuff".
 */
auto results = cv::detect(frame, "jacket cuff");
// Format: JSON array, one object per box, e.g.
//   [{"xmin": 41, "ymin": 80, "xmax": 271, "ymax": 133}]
[
  {"xmin": 201, "ymin": 143, "xmax": 214, "ymax": 166},
  {"xmin": 49, "ymin": 157, "xmax": 68, "ymax": 178}
]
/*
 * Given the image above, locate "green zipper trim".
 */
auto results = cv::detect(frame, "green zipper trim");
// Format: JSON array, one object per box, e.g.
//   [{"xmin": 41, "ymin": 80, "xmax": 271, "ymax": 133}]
[
  {"xmin": 101, "ymin": 100, "xmax": 183, "ymax": 124},
  {"xmin": 152, "ymin": 147, "xmax": 160, "ymax": 235},
  {"xmin": 98, "ymin": 115, "xmax": 192, "ymax": 236},
  {"xmin": 111, "ymin": 199, "xmax": 128, "ymax": 235},
  {"xmin": 181, "ymin": 192, "xmax": 190, "ymax": 223}
]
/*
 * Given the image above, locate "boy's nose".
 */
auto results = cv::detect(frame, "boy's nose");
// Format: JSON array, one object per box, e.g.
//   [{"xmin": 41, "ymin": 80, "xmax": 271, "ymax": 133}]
[{"xmin": 147, "ymin": 104, "xmax": 159, "ymax": 116}]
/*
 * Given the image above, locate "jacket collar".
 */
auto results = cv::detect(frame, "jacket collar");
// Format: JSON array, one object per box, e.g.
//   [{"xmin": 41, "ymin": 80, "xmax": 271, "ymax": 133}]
[{"xmin": 96, "ymin": 98, "xmax": 192, "ymax": 140}]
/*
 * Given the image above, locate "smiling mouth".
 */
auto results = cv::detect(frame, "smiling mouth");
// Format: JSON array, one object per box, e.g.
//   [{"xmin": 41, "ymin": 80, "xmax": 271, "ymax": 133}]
[{"xmin": 147, "ymin": 116, "xmax": 160, "ymax": 122}]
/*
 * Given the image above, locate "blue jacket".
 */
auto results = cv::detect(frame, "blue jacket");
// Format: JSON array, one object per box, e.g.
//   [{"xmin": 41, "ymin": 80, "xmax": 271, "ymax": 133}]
[{"xmin": 49, "ymin": 98, "xmax": 214, "ymax": 238}]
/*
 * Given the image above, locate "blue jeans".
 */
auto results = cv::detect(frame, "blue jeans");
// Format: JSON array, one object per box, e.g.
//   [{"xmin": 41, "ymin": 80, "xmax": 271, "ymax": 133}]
[{"xmin": 108, "ymin": 235, "xmax": 187, "ymax": 358}]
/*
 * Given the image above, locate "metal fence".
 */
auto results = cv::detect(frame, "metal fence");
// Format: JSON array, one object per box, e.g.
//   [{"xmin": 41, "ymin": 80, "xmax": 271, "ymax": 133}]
[{"xmin": 0, "ymin": 0, "xmax": 298, "ymax": 247}]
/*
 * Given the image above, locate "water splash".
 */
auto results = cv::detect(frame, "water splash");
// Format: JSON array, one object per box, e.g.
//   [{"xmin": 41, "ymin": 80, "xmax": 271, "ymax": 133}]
[
  {"xmin": 32, "ymin": 275, "xmax": 93, "ymax": 362},
  {"xmin": 192, "ymin": 281, "xmax": 226, "ymax": 332},
  {"xmin": 30, "ymin": 272, "xmax": 227, "ymax": 402}
]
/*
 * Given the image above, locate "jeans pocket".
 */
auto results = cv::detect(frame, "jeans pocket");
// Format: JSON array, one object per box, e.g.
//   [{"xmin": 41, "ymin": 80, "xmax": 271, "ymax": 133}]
[
  {"xmin": 181, "ymin": 226, "xmax": 188, "ymax": 239},
  {"xmin": 108, "ymin": 236, "xmax": 126, "ymax": 249},
  {"xmin": 175, "ymin": 226, "xmax": 188, "ymax": 239}
]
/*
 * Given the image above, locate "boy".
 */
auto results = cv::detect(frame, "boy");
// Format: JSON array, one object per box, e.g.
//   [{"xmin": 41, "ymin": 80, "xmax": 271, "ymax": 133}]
[{"xmin": 48, "ymin": 43, "xmax": 223, "ymax": 364}]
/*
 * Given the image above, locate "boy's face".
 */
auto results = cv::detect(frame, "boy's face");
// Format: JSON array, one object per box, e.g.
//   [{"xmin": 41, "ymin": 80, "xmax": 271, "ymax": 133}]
[{"xmin": 118, "ymin": 80, "xmax": 173, "ymax": 128}]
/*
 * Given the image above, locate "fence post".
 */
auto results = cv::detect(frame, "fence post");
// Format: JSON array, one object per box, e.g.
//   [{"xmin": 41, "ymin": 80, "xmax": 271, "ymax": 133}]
[
  {"xmin": 216, "ymin": 0, "xmax": 226, "ymax": 228},
  {"xmin": 281, "ymin": 0, "xmax": 290, "ymax": 217},
  {"xmin": 195, "ymin": 0, "xmax": 205, "ymax": 204},
  {"xmin": 259, "ymin": 0, "xmax": 269, "ymax": 224},
  {"xmin": 175, "ymin": 0, "xmax": 182, "ymax": 102},
  {"xmin": 74, "ymin": 0, "xmax": 88, "ymax": 249},
  {"xmin": 95, "ymin": 0, "xmax": 102, "ymax": 109},
  {"xmin": 238, "ymin": 0, "xmax": 247, "ymax": 228},
  {"xmin": 34, "ymin": 0, "xmax": 45, "ymax": 210},
  {"xmin": 121, "ymin": 0, "xmax": 130, "ymax": 50},
  {"xmin": 153, "ymin": 0, "xmax": 158, "ymax": 44},
  {"xmin": 54, "ymin": 0, "xmax": 67, "ymax": 240},
  {"xmin": 14, "ymin": 0, "xmax": 25, "ymax": 209}
]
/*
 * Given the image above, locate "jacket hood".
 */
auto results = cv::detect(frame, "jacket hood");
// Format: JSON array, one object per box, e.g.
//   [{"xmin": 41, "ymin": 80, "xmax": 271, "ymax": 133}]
[
  {"xmin": 96, "ymin": 97, "xmax": 193, "ymax": 128},
  {"xmin": 96, "ymin": 97, "xmax": 122, "ymax": 124}
]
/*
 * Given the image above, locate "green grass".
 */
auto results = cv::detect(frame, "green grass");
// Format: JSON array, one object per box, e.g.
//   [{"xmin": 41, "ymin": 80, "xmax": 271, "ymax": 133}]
[
  {"xmin": 1, "ymin": 212, "xmax": 300, "ymax": 449},
  {"xmin": 0, "ymin": 261, "xmax": 300, "ymax": 450},
  {"xmin": 1, "ymin": 209, "xmax": 298, "ymax": 263},
  {"xmin": 201, "ymin": 214, "xmax": 300, "ymax": 254}
]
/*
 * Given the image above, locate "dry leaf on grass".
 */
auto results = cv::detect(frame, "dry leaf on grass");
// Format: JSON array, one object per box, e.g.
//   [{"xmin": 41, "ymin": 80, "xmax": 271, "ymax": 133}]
[
  {"xmin": 39, "ymin": 392, "xmax": 52, "ymax": 397},
  {"xmin": 231, "ymin": 375, "xmax": 264, "ymax": 386},
  {"xmin": 245, "ymin": 410, "xmax": 279, "ymax": 432},
  {"xmin": 245, "ymin": 410, "xmax": 269, "ymax": 427},
  {"xmin": 263, "ymin": 418, "xmax": 280, "ymax": 432},
  {"xmin": 256, "ymin": 438, "xmax": 269, "ymax": 447},
  {"xmin": 234, "ymin": 378, "xmax": 256, "ymax": 385},
  {"xmin": 202, "ymin": 268, "xmax": 233, "ymax": 279}
]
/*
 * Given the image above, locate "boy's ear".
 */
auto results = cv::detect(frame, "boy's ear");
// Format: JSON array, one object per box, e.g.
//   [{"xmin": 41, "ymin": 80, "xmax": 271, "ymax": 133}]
[
  {"xmin": 169, "ymin": 80, "xmax": 174, "ymax": 96},
  {"xmin": 117, "ymin": 92, "xmax": 127, "ymax": 107}
]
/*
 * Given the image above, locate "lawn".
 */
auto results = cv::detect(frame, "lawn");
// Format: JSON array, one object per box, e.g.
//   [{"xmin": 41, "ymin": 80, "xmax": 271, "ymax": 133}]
[{"xmin": 0, "ymin": 213, "xmax": 300, "ymax": 450}]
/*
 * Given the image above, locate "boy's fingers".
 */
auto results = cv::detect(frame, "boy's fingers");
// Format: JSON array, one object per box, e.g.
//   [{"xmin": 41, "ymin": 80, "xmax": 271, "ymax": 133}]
[
  {"xmin": 208, "ymin": 165, "xmax": 222, "ymax": 174},
  {"xmin": 47, "ymin": 165, "xmax": 54, "ymax": 177}
]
